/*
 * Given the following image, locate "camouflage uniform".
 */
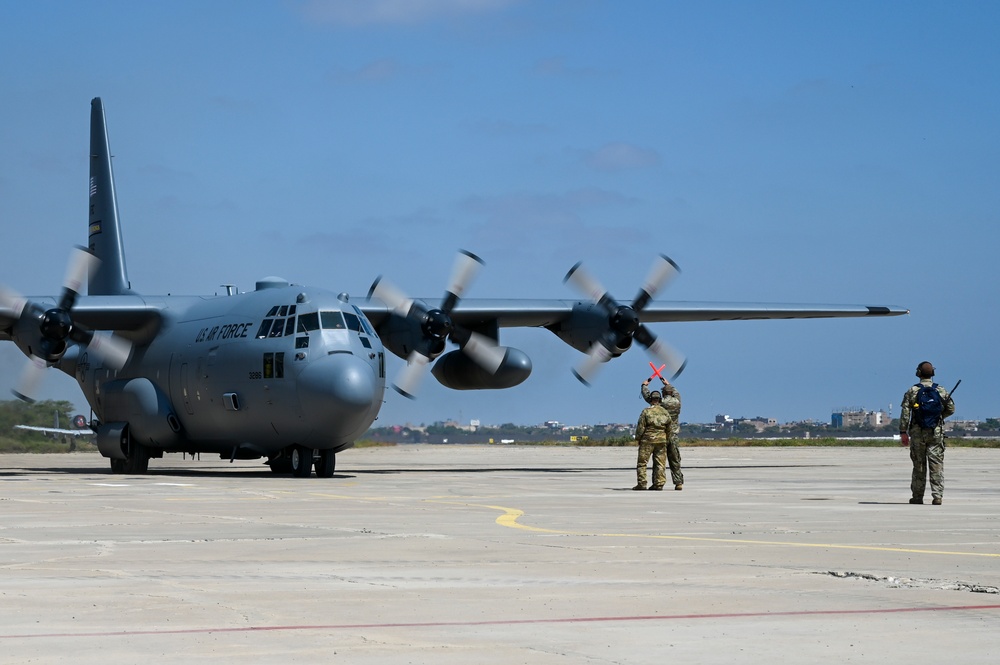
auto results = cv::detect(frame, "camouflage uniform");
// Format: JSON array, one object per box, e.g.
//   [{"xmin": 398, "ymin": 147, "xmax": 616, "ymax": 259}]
[
  {"xmin": 900, "ymin": 378, "xmax": 955, "ymax": 503},
  {"xmin": 642, "ymin": 381, "xmax": 684, "ymax": 487},
  {"xmin": 634, "ymin": 401, "xmax": 672, "ymax": 490}
]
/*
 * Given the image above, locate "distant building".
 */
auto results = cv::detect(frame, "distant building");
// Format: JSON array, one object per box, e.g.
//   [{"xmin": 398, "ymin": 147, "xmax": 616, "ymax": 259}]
[
  {"xmin": 945, "ymin": 420, "xmax": 979, "ymax": 432},
  {"xmin": 735, "ymin": 416, "xmax": 777, "ymax": 432},
  {"xmin": 831, "ymin": 408, "xmax": 888, "ymax": 428}
]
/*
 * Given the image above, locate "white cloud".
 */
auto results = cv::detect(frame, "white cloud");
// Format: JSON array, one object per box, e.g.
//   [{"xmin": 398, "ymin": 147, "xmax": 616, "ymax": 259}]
[
  {"xmin": 583, "ymin": 142, "xmax": 661, "ymax": 172},
  {"xmin": 300, "ymin": 0, "xmax": 521, "ymax": 26}
]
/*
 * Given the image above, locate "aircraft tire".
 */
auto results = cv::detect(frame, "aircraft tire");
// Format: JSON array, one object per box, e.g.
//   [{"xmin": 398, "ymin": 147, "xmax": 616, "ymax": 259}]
[
  {"xmin": 291, "ymin": 445, "xmax": 313, "ymax": 478},
  {"xmin": 123, "ymin": 443, "xmax": 150, "ymax": 474},
  {"xmin": 110, "ymin": 459, "xmax": 126, "ymax": 474},
  {"xmin": 316, "ymin": 449, "xmax": 335, "ymax": 478}
]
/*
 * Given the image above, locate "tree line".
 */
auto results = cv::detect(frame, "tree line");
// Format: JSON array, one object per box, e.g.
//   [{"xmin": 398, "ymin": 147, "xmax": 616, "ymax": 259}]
[{"xmin": 0, "ymin": 399, "xmax": 90, "ymax": 453}]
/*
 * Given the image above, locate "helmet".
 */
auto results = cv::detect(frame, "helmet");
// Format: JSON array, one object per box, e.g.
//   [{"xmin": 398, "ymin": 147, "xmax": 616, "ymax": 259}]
[{"xmin": 649, "ymin": 391, "xmax": 662, "ymax": 401}]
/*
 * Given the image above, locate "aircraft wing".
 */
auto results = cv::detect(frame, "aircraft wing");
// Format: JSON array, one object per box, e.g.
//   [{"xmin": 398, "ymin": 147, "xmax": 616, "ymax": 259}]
[
  {"xmin": 14, "ymin": 425, "xmax": 94, "ymax": 437},
  {"xmin": 1, "ymin": 295, "xmax": 163, "ymax": 343},
  {"xmin": 359, "ymin": 296, "xmax": 907, "ymax": 391},
  {"xmin": 361, "ymin": 299, "xmax": 909, "ymax": 328},
  {"xmin": 49, "ymin": 296, "xmax": 163, "ymax": 336}
]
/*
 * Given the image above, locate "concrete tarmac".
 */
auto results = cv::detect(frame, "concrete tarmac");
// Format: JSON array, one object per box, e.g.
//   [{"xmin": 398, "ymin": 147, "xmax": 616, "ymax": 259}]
[{"xmin": 1, "ymin": 445, "xmax": 998, "ymax": 664}]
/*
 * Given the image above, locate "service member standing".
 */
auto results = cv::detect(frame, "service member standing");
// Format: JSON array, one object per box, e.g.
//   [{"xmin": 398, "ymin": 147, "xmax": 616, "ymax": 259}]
[
  {"xmin": 642, "ymin": 378, "xmax": 684, "ymax": 490},
  {"xmin": 633, "ymin": 390, "xmax": 672, "ymax": 491},
  {"xmin": 899, "ymin": 361, "xmax": 956, "ymax": 505}
]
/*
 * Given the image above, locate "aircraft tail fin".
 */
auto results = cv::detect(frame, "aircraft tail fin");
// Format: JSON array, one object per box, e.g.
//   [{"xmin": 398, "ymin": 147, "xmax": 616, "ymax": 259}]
[{"xmin": 88, "ymin": 97, "xmax": 133, "ymax": 296}]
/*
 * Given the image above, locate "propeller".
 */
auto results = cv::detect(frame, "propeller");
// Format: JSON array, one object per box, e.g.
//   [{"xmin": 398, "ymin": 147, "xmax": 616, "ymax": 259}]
[
  {"xmin": 1, "ymin": 246, "xmax": 133, "ymax": 402},
  {"xmin": 563, "ymin": 253, "xmax": 687, "ymax": 386},
  {"xmin": 368, "ymin": 249, "xmax": 507, "ymax": 398}
]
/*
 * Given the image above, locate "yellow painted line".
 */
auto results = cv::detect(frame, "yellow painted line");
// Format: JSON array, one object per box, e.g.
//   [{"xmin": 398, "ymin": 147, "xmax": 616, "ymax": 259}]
[{"xmin": 430, "ymin": 500, "xmax": 1000, "ymax": 559}]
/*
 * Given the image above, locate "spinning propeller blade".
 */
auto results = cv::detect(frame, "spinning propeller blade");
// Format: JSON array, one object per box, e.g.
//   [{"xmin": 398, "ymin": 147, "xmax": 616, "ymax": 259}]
[
  {"xmin": 11, "ymin": 356, "xmax": 47, "ymax": 404},
  {"xmin": 3, "ymin": 247, "xmax": 133, "ymax": 402},
  {"xmin": 564, "ymin": 254, "xmax": 687, "ymax": 385},
  {"xmin": 369, "ymin": 250, "xmax": 501, "ymax": 399}
]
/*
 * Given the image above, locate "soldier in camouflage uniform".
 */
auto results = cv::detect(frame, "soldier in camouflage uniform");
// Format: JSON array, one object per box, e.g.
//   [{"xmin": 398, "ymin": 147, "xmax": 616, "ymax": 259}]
[
  {"xmin": 642, "ymin": 378, "xmax": 684, "ymax": 489},
  {"xmin": 899, "ymin": 361, "xmax": 955, "ymax": 505},
  {"xmin": 633, "ymin": 390, "xmax": 673, "ymax": 490}
]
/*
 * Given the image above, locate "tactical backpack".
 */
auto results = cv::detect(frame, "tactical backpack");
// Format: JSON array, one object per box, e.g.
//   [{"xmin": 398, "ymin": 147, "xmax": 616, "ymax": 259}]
[{"xmin": 912, "ymin": 383, "xmax": 944, "ymax": 429}]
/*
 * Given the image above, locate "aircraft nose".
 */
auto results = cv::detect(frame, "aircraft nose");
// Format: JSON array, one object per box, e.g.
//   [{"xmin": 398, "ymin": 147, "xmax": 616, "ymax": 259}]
[{"xmin": 297, "ymin": 353, "xmax": 380, "ymax": 440}]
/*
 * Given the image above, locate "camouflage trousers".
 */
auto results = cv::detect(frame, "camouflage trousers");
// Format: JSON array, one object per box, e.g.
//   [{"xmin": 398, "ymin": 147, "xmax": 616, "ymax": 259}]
[
  {"xmin": 636, "ymin": 441, "xmax": 667, "ymax": 488},
  {"xmin": 666, "ymin": 435, "xmax": 684, "ymax": 486},
  {"xmin": 909, "ymin": 426, "xmax": 945, "ymax": 500}
]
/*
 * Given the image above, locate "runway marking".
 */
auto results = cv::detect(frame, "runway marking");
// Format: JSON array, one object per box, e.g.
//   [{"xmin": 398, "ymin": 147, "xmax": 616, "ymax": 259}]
[
  {"xmin": 3, "ymin": 603, "xmax": 1000, "ymax": 640},
  {"xmin": 434, "ymin": 502, "xmax": 1000, "ymax": 559}
]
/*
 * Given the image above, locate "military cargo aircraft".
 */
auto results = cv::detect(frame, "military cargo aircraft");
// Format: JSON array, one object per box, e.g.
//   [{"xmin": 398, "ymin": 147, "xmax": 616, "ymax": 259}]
[{"xmin": 0, "ymin": 99, "xmax": 908, "ymax": 477}]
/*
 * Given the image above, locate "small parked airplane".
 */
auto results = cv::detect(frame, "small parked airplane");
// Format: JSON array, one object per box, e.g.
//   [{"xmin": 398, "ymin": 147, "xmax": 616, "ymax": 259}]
[
  {"xmin": 0, "ymin": 99, "xmax": 907, "ymax": 476},
  {"xmin": 14, "ymin": 411, "xmax": 94, "ymax": 450}
]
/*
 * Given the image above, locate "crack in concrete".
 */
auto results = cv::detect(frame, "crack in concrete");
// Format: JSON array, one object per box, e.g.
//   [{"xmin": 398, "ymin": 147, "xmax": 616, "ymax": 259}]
[{"xmin": 824, "ymin": 571, "xmax": 1000, "ymax": 594}]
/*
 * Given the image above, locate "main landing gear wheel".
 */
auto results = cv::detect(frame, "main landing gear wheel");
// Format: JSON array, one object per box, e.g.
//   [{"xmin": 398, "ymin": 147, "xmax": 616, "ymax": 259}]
[
  {"xmin": 122, "ymin": 443, "xmax": 150, "ymax": 474},
  {"xmin": 290, "ymin": 445, "xmax": 313, "ymax": 478},
  {"xmin": 109, "ymin": 429, "xmax": 149, "ymax": 475},
  {"xmin": 316, "ymin": 449, "xmax": 335, "ymax": 478}
]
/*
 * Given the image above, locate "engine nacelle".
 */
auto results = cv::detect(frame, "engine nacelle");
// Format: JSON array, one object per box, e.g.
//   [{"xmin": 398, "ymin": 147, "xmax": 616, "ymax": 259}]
[
  {"xmin": 431, "ymin": 347, "xmax": 532, "ymax": 390},
  {"xmin": 378, "ymin": 310, "xmax": 445, "ymax": 359},
  {"xmin": 101, "ymin": 377, "xmax": 183, "ymax": 447},
  {"xmin": 547, "ymin": 302, "xmax": 632, "ymax": 356}
]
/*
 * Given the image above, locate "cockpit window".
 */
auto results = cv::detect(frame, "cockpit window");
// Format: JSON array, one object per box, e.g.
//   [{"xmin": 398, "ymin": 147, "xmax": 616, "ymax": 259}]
[
  {"xmin": 297, "ymin": 312, "xmax": 319, "ymax": 332},
  {"xmin": 268, "ymin": 319, "xmax": 285, "ymax": 337},
  {"xmin": 353, "ymin": 306, "xmax": 376, "ymax": 336},
  {"xmin": 320, "ymin": 311, "xmax": 346, "ymax": 330},
  {"xmin": 284, "ymin": 317, "xmax": 296, "ymax": 336},
  {"xmin": 343, "ymin": 311, "xmax": 363, "ymax": 332},
  {"xmin": 278, "ymin": 305, "xmax": 288, "ymax": 316},
  {"xmin": 256, "ymin": 320, "xmax": 274, "ymax": 339},
  {"xmin": 266, "ymin": 306, "xmax": 279, "ymax": 317}
]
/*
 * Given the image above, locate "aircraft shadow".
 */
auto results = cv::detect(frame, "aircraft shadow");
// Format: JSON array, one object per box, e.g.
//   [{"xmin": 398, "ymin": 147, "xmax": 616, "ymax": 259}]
[
  {"xmin": 0, "ymin": 463, "xmax": 832, "ymax": 479},
  {"xmin": 858, "ymin": 501, "xmax": 924, "ymax": 505},
  {"xmin": 0, "ymin": 467, "xmax": 350, "ymax": 480}
]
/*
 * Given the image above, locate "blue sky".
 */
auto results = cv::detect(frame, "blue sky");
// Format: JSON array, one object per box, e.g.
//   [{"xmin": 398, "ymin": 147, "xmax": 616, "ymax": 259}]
[{"xmin": 1, "ymin": 0, "xmax": 997, "ymax": 427}]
